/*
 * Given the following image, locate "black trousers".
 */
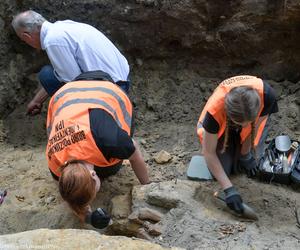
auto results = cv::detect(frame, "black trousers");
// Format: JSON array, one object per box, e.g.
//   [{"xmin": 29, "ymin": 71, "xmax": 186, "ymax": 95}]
[
  {"xmin": 94, "ymin": 161, "xmax": 123, "ymax": 179},
  {"xmin": 216, "ymin": 119, "xmax": 270, "ymax": 176}
]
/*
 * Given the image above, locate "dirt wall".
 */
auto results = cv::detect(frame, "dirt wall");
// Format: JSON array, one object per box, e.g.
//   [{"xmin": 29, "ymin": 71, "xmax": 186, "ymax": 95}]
[{"xmin": 1, "ymin": 0, "xmax": 300, "ymax": 117}]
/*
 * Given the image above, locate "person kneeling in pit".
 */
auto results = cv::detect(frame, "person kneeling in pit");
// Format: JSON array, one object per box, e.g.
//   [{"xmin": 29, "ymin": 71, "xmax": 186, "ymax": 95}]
[
  {"xmin": 197, "ymin": 75, "xmax": 278, "ymax": 214},
  {"xmin": 46, "ymin": 71, "xmax": 150, "ymax": 229}
]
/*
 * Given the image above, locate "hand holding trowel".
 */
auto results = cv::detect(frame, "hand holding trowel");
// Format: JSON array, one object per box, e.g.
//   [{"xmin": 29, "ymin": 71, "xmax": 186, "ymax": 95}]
[
  {"xmin": 186, "ymin": 155, "xmax": 258, "ymax": 220},
  {"xmin": 214, "ymin": 187, "xmax": 258, "ymax": 221}
]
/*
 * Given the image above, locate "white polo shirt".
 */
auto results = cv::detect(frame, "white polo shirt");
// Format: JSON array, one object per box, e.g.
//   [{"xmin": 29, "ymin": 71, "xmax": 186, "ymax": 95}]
[{"xmin": 40, "ymin": 20, "xmax": 129, "ymax": 83}]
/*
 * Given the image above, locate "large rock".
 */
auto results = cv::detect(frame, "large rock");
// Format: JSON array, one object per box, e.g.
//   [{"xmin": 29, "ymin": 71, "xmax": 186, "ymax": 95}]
[{"xmin": 0, "ymin": 229, "xmax": 181, "ymax": 250}]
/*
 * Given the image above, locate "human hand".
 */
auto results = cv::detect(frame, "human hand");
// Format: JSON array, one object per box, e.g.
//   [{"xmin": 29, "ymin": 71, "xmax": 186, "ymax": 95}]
[
  {"xmin": 87, "ymin": 208, "xmax": 112, "ymax": 229},
  {"xmin": 26, "ymin": 100, "xmax": 42, "ymax": 116},
  {"xmin": 239, "ymin": 155, "xmax": 258, "ymax": 177},
  {"xmin": 224, "ymin": 186, "xmax": 244, "ymax": 214}
]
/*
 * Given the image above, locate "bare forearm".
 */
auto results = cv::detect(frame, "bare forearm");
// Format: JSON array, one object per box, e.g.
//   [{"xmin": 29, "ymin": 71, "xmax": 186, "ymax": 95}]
[
  {"xmin": 204, "ymin": 153, "xmax": 232, "ymax": 190},
  {"xmin": 129, "ymin": 143, "xmax": 150, "ymax": 184},
  {"xmin": 33, "ymin": 87, "xmax": 49, "ymax": 104},
  {"xmin": 27, "ymin": 87, "xmax": 49, "ymax": 115},
  {"xmin": 202, "ymin": 131, "xmax": 232, "ymax": 189}
]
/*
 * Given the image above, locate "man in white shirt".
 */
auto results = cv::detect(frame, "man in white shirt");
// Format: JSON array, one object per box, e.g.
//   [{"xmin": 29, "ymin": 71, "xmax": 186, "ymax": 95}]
[{"xmin": 12, "ymin": 10, "xmax": 130, "ymax": 115}]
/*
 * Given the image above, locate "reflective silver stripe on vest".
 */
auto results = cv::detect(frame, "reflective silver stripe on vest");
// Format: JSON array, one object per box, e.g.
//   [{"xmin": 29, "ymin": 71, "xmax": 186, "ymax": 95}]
[
  {"xmin": 47, "ymin": 125, "xmax": 52, "ymax": 137},
  {"xmin": 54, "ymin": 98, "xmax": 130, "ymax": 128},
  {"xmin": 53, "ymin": 87, "xmax": 131, "ymax": 128},
  {"xmin": 197, "ymin": 122, "xmax": 203, "ymax": 130}
]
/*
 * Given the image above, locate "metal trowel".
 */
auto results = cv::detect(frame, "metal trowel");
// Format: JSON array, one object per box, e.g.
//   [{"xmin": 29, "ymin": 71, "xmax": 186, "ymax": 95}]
[
  {"xmin": 275, "ymin": 135, "xmax": 292, "ymax": 173},
  {"xmin": 214, "ymin": 191, "xmax": 258, "ymax": 221}
]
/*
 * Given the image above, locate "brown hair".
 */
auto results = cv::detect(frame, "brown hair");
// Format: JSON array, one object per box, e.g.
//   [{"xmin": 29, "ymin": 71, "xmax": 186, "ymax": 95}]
[
  {"xmin": 222, "ymin": 86, "xmax": 260, "ymax": 153},
  {"xmin": 58, "ymin": 160, "xmax": 96, "ymax": 222}
]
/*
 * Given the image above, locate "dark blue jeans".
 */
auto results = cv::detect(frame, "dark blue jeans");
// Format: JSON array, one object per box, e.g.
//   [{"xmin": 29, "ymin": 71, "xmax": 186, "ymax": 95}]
[
  {"xmin": 39, "ymin": 65, "xmax": 130, "ymax": 95},
  {"xmin": 116, "ymin": 80, "xmax": 130, "ymax": 94},
  {"xmin": 38, "ymin": 65, "xmax": 64, "ymax": 96}
]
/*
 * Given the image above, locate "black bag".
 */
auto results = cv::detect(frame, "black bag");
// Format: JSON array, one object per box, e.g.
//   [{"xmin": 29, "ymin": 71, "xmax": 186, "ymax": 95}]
[
  {"xmin": 73, "ymin": 70, "xmax": 115, "ymax": 83},
  {"xmin": 291, "ymin": 157, "xmax": 300, "ymax": 186},
  {"xmin": 258, "ymin": 135, "xmax": 300, "ymax": 185}
]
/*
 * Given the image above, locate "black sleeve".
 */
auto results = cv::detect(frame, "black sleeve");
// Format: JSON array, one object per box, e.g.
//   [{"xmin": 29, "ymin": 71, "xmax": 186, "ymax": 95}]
[
  {"xmin": 202, "ymin": 111, "xmax": 220, "ymax": 134},
  {"xmin": 260, "ymin": 81, "xmax": 279, "ymax": 116},
  {"xmin": 89, "ymin": 109, "xmax": 135, "ymax": 161}
]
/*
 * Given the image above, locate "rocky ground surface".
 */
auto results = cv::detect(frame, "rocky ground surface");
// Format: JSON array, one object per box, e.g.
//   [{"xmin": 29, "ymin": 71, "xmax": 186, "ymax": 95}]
[{"xmin": 0, "ymin": 63, "xmax": 299, "ymax": 249}]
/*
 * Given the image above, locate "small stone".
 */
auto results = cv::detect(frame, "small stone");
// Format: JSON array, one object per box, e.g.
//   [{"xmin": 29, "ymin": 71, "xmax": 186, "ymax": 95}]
[
  {"xmin": 200, "ymin": 82, "xmax": 207, "ymax": 91},
  {"xmin": 178, "ymin": 153, "xmax": 185, "ymax": 158},
  {"xmin": 288, "ymin": 110, "xmax": 297, "ymax": 119},
  {"xmin": 123, "ymin": 159, "xmax": 131, "ymax": 166},
  {"xmin": 146, "ymin": 99, "xmax": 156, "ymax": 111},
  {"xmin": 39, "ymin": 193, "xmax": 45, "ymax": 199},
  {"xmin": 143, "ymin": 221, "xmax": 151, "ymax": 229},
  {"xmin": 154, "ymin": 150, "xmax": 172, "ymax": 164},
  {"xmin": 45, "ymin": 196, "xmax": 55, "ymax": 204},
  {"xmin": 140, "ymin": 139, "xmax": 147, "ymax": 146},
  {"xmin": 154, "ymin": 134, "xmax": 160, "ymax": 139},
  {"xmin": 136, "ymin": 58, "xmax": 143, "ymax": 66},
  {"xmin": 183, "ymin": 107, "xmax": 189, "ymax": 114},
  {"xmin": 205, "ymin": 35, "xmax": 214, "ymax": 43}
]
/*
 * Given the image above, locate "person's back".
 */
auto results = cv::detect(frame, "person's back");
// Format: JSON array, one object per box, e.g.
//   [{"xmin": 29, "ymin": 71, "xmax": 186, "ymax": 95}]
[
  {"xmin": 41, "ymin": 20, "xmax": 129, "ymax": 83},
  {"xmin": 12, "ymin": 10, "xmax": 131, "ymax": 115}
]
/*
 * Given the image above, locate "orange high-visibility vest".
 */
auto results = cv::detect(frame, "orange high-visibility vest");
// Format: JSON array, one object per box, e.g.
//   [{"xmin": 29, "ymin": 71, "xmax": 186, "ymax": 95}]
[
  {"xmin": 197, "ymin": 75, "xmax": 267, "ymax": 146},
  {"xmin": 46, "ymin": 80, "xmax": 132, "ymax": 177}
]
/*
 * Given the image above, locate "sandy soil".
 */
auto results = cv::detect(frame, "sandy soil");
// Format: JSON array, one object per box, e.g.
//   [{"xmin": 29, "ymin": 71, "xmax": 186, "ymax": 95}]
[{"xmin": 0, "ymin": 64, "xmax": 299, "ymax": 249}]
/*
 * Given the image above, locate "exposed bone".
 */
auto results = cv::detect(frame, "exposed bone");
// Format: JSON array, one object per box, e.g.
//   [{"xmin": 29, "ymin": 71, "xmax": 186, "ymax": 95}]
[
  {"xmin": 128, "ymin": 211, "xmax": 144, "ymax": 225},
  {"xmin": 143, "ymin": 221, "xmax": 162, "ymax": 236},
  {"xmin": 138, "ymin": 207, "xmax": 163, "ymax": 222}
]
